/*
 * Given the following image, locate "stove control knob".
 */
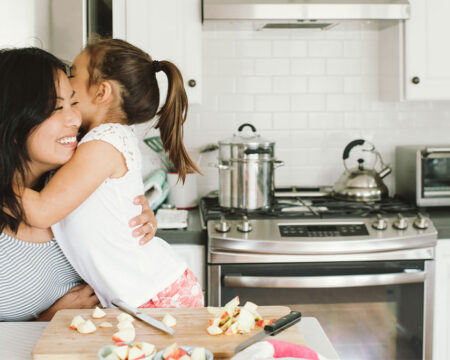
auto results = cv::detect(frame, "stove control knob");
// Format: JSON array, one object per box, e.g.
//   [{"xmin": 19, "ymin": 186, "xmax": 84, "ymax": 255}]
[
  {"xmin": 237, "ymin": 216, "xmax": 253, "ymax": 233},
  {"xmin": 393, "ymin": 214, "xmax": 408, "ymax": 230},
  {"xmin": 215, "ymin": 216, "xmax": 230, "ymax": 233},
  {"xmin": 372, "ymin": 214, "xmax": 387, "ymax": 230},
  {"xmin": 413, "ymin": 213, "xmax": 429, "ymax": 230}
]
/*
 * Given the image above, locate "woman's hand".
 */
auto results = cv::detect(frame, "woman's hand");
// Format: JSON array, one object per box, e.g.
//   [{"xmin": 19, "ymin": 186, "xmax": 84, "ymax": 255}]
[
  {"xmin": 130, "ymin": 195, "xmax": 157, "ymax": 245},
  {"xmin": 36, "ymin": 284, "xmax": 100, "ymax": 321}
]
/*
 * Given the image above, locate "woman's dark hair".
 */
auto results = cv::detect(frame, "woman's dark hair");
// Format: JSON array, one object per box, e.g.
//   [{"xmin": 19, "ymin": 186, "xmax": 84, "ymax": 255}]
[
  {"xmin": 84, "ymin": 38, "xmax": 200, "ymax": 182},
  {"xmin": 0, "ymin": 47, "xmax": 66, "ymax": 233}
]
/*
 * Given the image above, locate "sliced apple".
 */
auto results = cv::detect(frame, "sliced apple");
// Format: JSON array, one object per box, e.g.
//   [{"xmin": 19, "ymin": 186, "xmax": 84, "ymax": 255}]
[
  {"xmin": 135, "ymin": 342, "xmax": 156, "ymax": 357},
  {"xmin": 243, "ymin": 301, "xmax": 258, "ymax": 314},
  {"xmin": 99, "ymin": 322, "xmax": 113, "ymax": 328},
  {"xmin": 111, "ymin": 344, "xmax": 128, "ymax": 360},
  {"xmin": 92, "ymin": 306, "xmax": 106, "ymax": 319},
  {"xmin": 224, "ymin": 296, "xmax": 240, "ymax": 315},
  {"xmin": 179, "ymin": 356, "xmax": 191, "ymax": 360},
  {"xmin": 236, "ymin": 308, "xmax": 254, "ymax": 333},
  {"xmin": 206, "ymin": 307, "xmax": 222, "ymax": 316},
  {"xmin": 77, "ymin": 319, "xmax": 96, "ymax": 334},
  {"xmin": 117, "ymin": 319, "xmax": 134, "ymax": 330},
  {"xmin": 190, "ymin": 347, "xmax": 206, "ymax": 360},
  {"xmin": 105, "ymin": 353, "xmax": 120, "ymax": 360},
  {"xmin": 128, "ymin": 346, "xmax": 145, "ymax": 360},
  {"xmin": 112, "ymin": 327, "xmax": 136, "ymax": 343},
  {"xmin": 162, "ymin": 313, "xmax": 177, "ymax": 328},
  {"xmin": 162, "ymin": 342, "xmax": 178, "ymax": 359},
  {"xmin": 224, "ymin": 321, "xmax": 238, "ymax": 336},
  {"xmin": 206, "ymin": 324, "xmax": 222, "ymax": 335},
  {"xmin": 117, "ymin": 312, "xmax": 134, "ymax": 323},
  {"xmin": 70, "ymin": 315, "xmax": 85, "ymax": 330}
]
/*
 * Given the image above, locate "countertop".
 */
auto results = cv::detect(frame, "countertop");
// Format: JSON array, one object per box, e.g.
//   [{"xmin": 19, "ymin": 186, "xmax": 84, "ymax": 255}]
[
  {"xmin": 428, "ymin": 208, "xmax": 450, "ymax": 239},
  {"xmin": 0, "ymin": 317, "xmax": 340, "ymax": 360}
]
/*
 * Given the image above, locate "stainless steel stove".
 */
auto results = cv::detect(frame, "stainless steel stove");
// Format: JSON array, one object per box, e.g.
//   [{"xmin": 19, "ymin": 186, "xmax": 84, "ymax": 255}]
[{"xmin": 203, "ymin": 188, "xmax": 437, "ymax": 360}]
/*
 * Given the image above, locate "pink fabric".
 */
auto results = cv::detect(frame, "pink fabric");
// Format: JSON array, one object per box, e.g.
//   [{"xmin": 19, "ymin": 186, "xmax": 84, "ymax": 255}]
[
  {"xmin": 267, "ymin": 339, "xmax": 320, "ymax": 360},
  {"xmin": 138, "ymin": 269, "xmax": 204, "ymax": 308}
]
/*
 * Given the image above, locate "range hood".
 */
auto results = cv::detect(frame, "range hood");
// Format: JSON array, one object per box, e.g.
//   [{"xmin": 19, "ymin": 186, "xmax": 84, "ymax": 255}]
[{"xmin": 203, "ymin": 0, "xmax": 410, "ymax": 22}]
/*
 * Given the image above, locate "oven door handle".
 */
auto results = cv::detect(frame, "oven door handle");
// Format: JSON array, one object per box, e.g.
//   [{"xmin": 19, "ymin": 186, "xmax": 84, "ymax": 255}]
[{"xmin": 223, "ymin": 271, "xmax": 425, "ymax": 288}]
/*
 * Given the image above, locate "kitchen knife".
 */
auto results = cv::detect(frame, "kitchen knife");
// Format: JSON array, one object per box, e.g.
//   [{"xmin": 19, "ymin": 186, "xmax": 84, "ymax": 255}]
[
  {"xmin": 234, "ymin": 310, "xmax": 302, "ymax": 354},
  {"xmin": 111, "ymin": 298, "xmax": 175, "ymax": 336}
]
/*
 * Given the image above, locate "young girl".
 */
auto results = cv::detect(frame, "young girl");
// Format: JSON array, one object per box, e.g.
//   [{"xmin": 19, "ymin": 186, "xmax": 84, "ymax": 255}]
[{"xmin": 21, "ymin": 39, "xmax": 203, "ymax": 309}]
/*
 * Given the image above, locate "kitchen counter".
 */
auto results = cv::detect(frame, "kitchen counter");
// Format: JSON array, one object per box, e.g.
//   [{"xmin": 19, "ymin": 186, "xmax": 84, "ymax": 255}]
[
  {"xmin": 0, "ymin": 317, "xmax": 340, "ymax": 360},
  {"xmin": 428, "ymin": 208, "xmax": 450, "ymax": 239},
  {"xmin": 156, "ymin": 208, "xmax": 206, "ymax": 245}
]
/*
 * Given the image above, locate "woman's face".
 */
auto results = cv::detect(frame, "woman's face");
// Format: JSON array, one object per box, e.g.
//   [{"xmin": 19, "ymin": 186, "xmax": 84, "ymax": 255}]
[
  {"xmin": 26, "ymin": 70, "xmax": 82, "ymax": 175},
  {"xmin": 69, "ymin": 51, "xmax": 96, "ymax": 127}
]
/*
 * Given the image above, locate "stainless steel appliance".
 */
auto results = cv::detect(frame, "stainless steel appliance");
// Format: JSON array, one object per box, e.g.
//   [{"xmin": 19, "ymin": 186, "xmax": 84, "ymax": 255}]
[
  {"xmin": 396, "ymin": 145, "xmax": 450, "ymax": 206},
  {"xmin": 202, "ymin": 192, "xmax": 437, "ymax": 360},
  {"xmin": 333, "ymin": 139, "xmax": 392, "ymax": 202},
  {"xmin": 215, "ymin": 123, "xmax": 283, "ymax": 210}
]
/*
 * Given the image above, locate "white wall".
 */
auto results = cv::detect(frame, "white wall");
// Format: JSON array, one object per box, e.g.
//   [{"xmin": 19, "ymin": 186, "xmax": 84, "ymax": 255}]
[
  {"xmin": 0, "ymin": 0, "xmax": 50, "ymax": 49},
  {"xmin": 165, "ymin": 22, "xmax": 450, "ymax": 197}
]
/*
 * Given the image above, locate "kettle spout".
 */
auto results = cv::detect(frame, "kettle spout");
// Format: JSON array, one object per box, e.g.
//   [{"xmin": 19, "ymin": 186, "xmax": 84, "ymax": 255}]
[{"xmin": 379, "ymin": 166, "xmax": 392, "ymax": 179}]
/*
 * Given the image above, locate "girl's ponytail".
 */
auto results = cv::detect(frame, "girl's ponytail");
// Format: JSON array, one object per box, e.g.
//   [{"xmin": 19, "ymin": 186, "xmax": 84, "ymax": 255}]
[{"xmin": 155, "ymin": 61, "xmax": 200, "ymax": 183}]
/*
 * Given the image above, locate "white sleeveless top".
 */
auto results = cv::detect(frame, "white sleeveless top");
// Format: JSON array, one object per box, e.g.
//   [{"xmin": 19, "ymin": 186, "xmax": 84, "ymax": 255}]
[{"xmin": 52, "ymin": 123, "xmax": 186, "ymax": 308}]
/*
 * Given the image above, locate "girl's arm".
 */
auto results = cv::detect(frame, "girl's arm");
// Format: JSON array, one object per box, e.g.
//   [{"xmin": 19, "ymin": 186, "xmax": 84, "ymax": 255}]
[{"xmin": 22, "ymin": 140, "xmax": 126, "ymax": 229}]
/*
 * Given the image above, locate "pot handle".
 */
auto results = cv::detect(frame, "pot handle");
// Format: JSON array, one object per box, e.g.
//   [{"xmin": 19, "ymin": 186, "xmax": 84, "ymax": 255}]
[
  {"xmin": 209, "ymin": 162, "xmax": 231, "ymax": 170},
  {"xmin": 274, "ymin": 160, "xmax": 284, "ymax": 168},
  {"xmin": 238, "ymin": 123, "xmax": 257, "ymax": 133},
  {"xmin": 343, "ymin": 139, "xmax": 365, "ymax": 160}
]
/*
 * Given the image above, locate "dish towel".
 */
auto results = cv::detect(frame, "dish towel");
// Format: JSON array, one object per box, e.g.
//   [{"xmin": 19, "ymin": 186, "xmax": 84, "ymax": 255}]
[
  {"xmin": 231, "ymin": 339, "xmax": 329, "ymax": 360},
  {"xmin": 143, "ymin": 169, "xmax": 169, "ymax": 210}
]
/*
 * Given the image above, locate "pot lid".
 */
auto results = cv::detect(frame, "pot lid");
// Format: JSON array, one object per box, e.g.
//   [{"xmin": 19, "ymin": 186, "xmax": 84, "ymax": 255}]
[{"xmin": 219, "ymin": 123, "xmax": 274, "ymax": 147}]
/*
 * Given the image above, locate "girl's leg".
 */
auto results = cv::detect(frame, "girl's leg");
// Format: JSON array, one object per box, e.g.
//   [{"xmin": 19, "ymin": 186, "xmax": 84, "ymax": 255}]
[{"xmin": 139, "ymin": 269, "xmax": 204, "ymax": 308}]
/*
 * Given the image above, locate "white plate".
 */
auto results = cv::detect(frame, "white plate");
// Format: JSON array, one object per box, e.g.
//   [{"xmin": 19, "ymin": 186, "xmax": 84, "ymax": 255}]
[{"xmin": 154, "ymin": 345, "xmax": 214, "ymax": 360}]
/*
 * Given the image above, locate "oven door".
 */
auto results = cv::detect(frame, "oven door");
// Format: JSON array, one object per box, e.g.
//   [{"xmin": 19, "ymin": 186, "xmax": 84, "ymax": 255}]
[{"xmin": 208, "ymin": 260, "xmax": 434, "ymax": 360}]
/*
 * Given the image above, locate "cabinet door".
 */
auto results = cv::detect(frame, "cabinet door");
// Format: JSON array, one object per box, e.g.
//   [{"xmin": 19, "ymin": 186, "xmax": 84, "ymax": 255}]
[
  {"xmin": 433, "ymin": 241, "xmax": 450, "ymax": 359},
  {"xmin": 405, "ymin": 0, "xmax": 450, "ymax": 100},
  {"xmin": 113, "ymin": 0, "xmax": 202, "ymax": 104}
]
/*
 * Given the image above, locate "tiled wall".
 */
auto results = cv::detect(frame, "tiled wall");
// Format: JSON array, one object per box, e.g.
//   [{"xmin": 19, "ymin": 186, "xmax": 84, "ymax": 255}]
[{"xmin": 140, "ymin": 22, "xmax": 450, "ymax": 198}]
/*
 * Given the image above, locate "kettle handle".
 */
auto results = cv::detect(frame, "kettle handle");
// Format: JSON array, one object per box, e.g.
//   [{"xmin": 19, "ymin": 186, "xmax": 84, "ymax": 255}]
[
  {"xmin": 343, "ymin": 139, "xmax": 366, "ymax": 160},
  {"xmin": 238, "ymin": 123, "xmax": 257, "ymax": 133}
]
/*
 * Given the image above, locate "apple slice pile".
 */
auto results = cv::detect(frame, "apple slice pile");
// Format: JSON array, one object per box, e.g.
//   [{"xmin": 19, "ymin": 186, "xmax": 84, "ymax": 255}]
[
  {"xmin": 105, "ymin": 341, "xmax": 156, "ymax": 360},
  {"xmin": 69, "ymin": 307, "xmax": 107, "ymax": 334},
  {"xmin": 113, "ymin": 313, "xmax": 136, "ymax": 343},
  {"xmin": 206, "ymin": 297, "xmax": 274, "ymax": 336},
  {"xmin": 162, "ymin": 343, "xmax": 206, "ymax": 360}
]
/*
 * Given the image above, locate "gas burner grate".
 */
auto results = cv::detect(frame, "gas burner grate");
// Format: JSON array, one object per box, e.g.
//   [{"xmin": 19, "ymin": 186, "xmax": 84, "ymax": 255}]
[{"xmin": 200, "ymin": 193, "xmax": 421, "ymax": 225}]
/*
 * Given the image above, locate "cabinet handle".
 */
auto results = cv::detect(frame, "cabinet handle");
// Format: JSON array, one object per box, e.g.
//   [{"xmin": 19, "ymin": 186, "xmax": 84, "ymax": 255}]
[
  {"xmin": 188, "ymin": 79, "xmax": 197, "ymax": 87},
  {"xmin": 411, "ymin": 76, "xmax": 420, "ymax": 85}
]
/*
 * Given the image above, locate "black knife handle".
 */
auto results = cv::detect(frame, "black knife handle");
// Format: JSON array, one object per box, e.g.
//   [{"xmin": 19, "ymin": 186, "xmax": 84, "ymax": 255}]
[{"xmin": 265, "ymin": 311, "xmax": 302, "ymax": 336}]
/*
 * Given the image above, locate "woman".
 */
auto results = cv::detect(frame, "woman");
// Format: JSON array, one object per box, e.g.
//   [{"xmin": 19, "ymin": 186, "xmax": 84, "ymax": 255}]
[{"xmin": 0, "ymin": 47, "xmax": 157, "ymax": 321}]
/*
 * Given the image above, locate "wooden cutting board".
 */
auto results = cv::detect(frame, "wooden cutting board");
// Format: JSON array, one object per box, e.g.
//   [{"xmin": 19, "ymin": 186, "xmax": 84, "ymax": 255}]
[{"xmin": 32, "ymin": 306, "xmax": 304, "ymax": 360}]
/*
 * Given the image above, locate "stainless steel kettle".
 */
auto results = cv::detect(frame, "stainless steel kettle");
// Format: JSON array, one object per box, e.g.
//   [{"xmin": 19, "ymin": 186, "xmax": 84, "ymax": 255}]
[{"xmin": 333, "ymin": 139, "xmax": 392, "ymax": 202}]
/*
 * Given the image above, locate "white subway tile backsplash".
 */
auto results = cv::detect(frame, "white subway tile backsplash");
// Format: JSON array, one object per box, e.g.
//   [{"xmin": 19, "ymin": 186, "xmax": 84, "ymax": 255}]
[
  {"xmin": 273, "ymin": 40, "xmax": 307, "ymax": 57},
  {"xmin": 255, "ymin": 58, "xmax": 290, "ymax": 75},
  {"xmin": 255, "ymin": 94, "xmax": 290, "ymax": 112},
  {"xmin": 291, "ymin": 58, "xmax": 326, "ymax": 75},
  {"xmin": 236, "ymin": 77, "xmax": 272, "ymax": 93},
  {"xmin": 273, "ymin": 77, "xmax": 308, "ymax": 94},
  {"xmin": 149, "ymin": 26, "xmax": 450, "ymax": 196},
  {"xmin": 291, "ymin": 94, "xmax": 326, "ymax": 111},
  {"xmin": 308, "ymin": 41, "xmax": 343, "ymax": 57},
  {"xmin": 236, "ymin": 40, "xmax": 272, "ymax": 57}
]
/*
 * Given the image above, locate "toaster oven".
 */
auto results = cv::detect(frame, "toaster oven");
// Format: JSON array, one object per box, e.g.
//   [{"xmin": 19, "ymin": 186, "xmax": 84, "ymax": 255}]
[{"xmin": 396, "ymin": 145, "xmax": 450, "ymax": 206}]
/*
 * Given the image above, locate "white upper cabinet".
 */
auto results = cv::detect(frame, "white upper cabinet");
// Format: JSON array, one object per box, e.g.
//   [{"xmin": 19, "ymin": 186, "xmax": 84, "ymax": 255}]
[
  {"xmin": 113, "ymin": 0, "xmax": 202, "ymax": 104},
  {"xmin": 380, "ymin": 0, "xmax": 450, "ymax": 101}
]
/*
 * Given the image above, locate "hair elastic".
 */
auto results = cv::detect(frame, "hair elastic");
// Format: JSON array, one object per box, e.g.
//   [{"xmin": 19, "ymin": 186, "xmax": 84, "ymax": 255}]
[{"xmin": 153, "ymin": 60, "xmax": 161, "ymax": 73}]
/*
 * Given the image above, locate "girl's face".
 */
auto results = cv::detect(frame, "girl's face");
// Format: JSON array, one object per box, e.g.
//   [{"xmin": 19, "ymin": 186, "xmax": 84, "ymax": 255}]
[
  {"xmin": 26, "ymin": 70, "xmax": 82, "ymax": 175},
  {"xmin": 69, "ymin": 51, "xmax": 96, "ymax": 127}
]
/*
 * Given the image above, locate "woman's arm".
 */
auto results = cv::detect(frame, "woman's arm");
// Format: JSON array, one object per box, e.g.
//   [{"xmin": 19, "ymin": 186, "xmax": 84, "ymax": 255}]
[
  {"xmin": 22, "ymin": 140, "xmax": 125, "ymax": 229},
  {"xmin": 36, "ymin": 284, "xmax": 100, "ymax": 321}
]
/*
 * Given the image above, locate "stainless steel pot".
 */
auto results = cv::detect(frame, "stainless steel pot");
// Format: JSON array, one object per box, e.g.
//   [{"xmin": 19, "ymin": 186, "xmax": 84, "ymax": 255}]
[
  {"xmin": 216, "ymin": 123, "xmax": 284, "ymax": 210},
  {"xmin": 333, "ymin": 139, "xmax": 392, "ymax": 202}
]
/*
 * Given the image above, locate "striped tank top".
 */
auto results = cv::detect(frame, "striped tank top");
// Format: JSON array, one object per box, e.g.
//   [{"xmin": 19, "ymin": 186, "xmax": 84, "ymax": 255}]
[{"xmin": 0, "ymin": 232, "xmax": 82, "ymax": 321}]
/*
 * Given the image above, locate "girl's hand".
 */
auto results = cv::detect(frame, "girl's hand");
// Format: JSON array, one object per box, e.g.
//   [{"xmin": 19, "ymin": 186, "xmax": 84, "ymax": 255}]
[
  {"xmin": 36, "ymin": 284, "xmax": 100, "ymax": 321},
  {"xmin": 130, "ymin": 195, "xmax": 157, "ymax": 245}
]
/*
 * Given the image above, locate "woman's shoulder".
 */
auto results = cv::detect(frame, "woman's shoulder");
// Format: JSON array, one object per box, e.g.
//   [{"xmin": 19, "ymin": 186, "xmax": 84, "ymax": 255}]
[{"xmin": 80, "ymin": 123, "xmax": 135, "ymax": 143}]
